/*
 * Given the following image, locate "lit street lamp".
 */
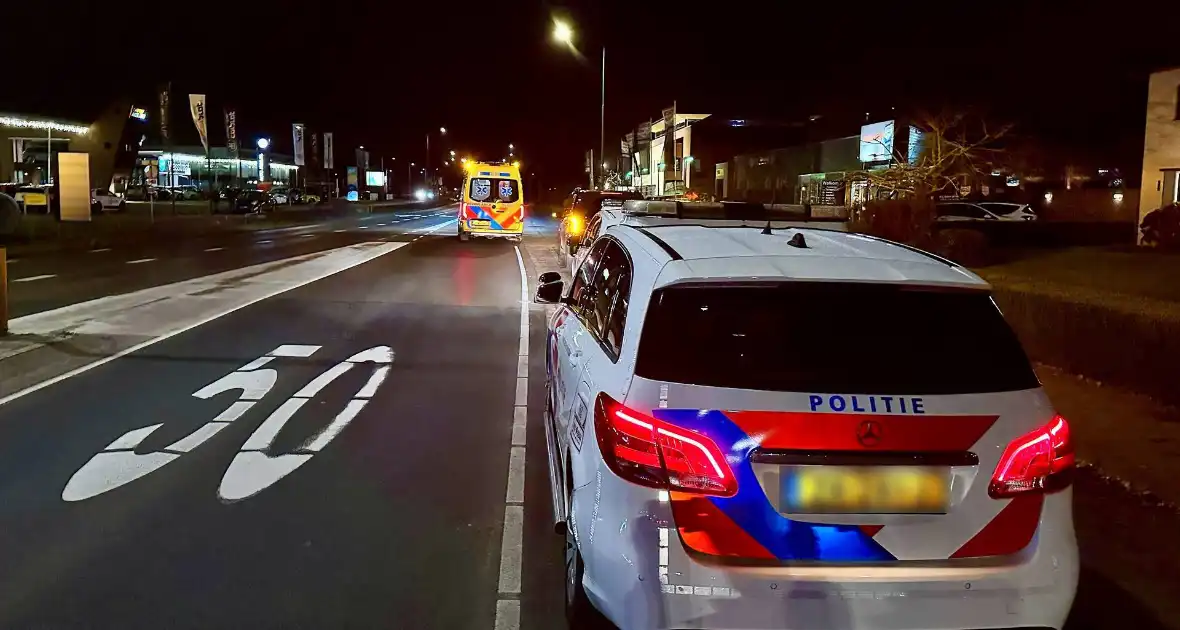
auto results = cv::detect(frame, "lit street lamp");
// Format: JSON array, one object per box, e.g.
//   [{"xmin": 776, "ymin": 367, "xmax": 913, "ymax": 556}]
[
  {"xmin": 426, "ymin": 126, "xmax": 447, "ymax": 187},
  {"xmin": 553, "ymin": 18, "xmax": 605, "ymax": 188}
]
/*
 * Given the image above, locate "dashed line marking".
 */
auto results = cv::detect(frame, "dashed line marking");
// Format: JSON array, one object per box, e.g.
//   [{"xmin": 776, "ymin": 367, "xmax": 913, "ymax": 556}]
[
  {"xmin": 89, "ymin": 248, "xmax": 112, "ymax": 253},
  {"xmin": 257, "ymin": 239, "xmax": 273, "ymax": 244},
  {"xmin": 204, "ymin": 247, "xmax": 225, "ymax": 252},
  {"xmin": 333, "ymin": 229, "xmax": 346, "ymax": 233},
  {"xmin": 13, "ymin": 274, "xmax": 55, "ymax": 283},
  {"xmin": 126, "ymin": 258, "xmax": 156, "ymax": 265}
]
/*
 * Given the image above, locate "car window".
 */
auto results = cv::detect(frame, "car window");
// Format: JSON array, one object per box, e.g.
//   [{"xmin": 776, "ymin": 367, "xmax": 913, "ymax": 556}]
[
  {"xmin": 569, "ymin": 239, "xmax": 608, "ymax": 313},
  {"xmin": 586, "ymin": 240, "xmax": 630, "ymax": 357},
  {"xmin": 584, "ymin": 215, "xmax": 602, "ymax": 244},
  {"xmin": 635, "ymin": 283, "xmax": 1039, "ymax": 394},
  {"xmin": 601, "ymin": 247, "xmax": 632, "ymax": 356},
  {"xmin": 939, "ymin": 203, "xmax": 989, "ymax": 219}
]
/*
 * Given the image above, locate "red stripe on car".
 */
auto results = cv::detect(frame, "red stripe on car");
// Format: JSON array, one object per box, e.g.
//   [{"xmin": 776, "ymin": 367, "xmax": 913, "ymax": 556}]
[{"xmin": 724, "ymin": 411, "xmax": 999, "ymax": 452}]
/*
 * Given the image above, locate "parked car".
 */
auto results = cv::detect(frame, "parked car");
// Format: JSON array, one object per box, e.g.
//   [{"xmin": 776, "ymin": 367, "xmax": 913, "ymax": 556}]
[
  {"xmin": 169, "ymin": 185, "xmax": 203, "ymax": 201},
  {"xmin": 90, "ymin": 188, "xmax": 126, "ymax": 213},
  {"xmin": 977, "ymin": 202, "xmax": 1038, "ymax": 221},
  {"xmin": 226, "ymin": 190, "xmax": 272, "ymax": 214},
  {"xmin": 936, "ymin": 201, "xmax": 1038, "ymax": 223},
  {"xmin": 558, "ymin": 189, "xmax": 644, "ymax": 255}
]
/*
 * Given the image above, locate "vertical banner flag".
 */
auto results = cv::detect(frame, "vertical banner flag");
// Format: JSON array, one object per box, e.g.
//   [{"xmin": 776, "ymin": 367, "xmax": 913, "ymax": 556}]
[
  {"xmin": 224, "ymin": 109, "xmax": 238, "ymax": 155},
  {"xmin": 292, "ymin": 123, "xmax": 306, "ymax": 166},
  {"xmin": 159, "ymin": 85, "xmax": 171, "ymax": 142},
  {"xmin": 189, "ymin": 94, "xmax": 209, "ymax": 153},
  {"xmin": 662, "ymin": 105, "xmax": 676, "ymax": 174},
  {"xmin": 323, "ymin": 132, "xmax": 334, "ymax": 169},
  {"xmin": 310, "ymin": 131, "xmax": 320, "ymax": 167}
]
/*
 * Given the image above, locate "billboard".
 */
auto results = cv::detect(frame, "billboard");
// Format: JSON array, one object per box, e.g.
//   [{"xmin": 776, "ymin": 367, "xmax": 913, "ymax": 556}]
[
  {"xmin": 346, "ymin": 166, "xmax": 359, "ymax": 201},
  {"xmin": 365, "ymin": 171, "xmax": 386, "ymax": 186},
  {"xmin": 292, "ymin": 123, "xmax": 306, "ymax": 166},
  {"xmin": 907, "ymin": 125, "xmax": 925, "ymax": 164},
  {"xmin": 859, "ymin": 120, "xmax": 895, "ymax": 163},
  {"xmin": 57, "ymin": 152, "xmax": 91, "ymax": 222}
]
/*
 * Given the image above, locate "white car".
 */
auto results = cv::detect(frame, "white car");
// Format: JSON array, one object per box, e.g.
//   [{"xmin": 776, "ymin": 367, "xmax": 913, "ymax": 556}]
[
  {"xmin": 936, "ymin": 201, "xmax": 1037, "ymax": 222},
  {"xmin": 536, "ymin": 210, "xmax": 1078, "ymax": 630},
  {"xmin": 90, "ymin": 188, "xmax": 125, "ymax": 212}
]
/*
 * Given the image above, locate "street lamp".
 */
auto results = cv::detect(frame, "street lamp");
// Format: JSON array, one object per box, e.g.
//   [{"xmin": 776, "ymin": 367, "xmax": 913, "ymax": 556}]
[
  {"xmin": 256, "ymin": 138, "xmax": 270, "ymax": 149},
  {"xmin": 552, "ymin": 18, "xmax": 605, "ymax": 189},
  {"xmin": 426, "ymin": 126, "xmax": 447, "ymax": 187}
]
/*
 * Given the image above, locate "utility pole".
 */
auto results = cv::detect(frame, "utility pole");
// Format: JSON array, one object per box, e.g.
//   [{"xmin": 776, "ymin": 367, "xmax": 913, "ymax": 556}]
[{"xmin": 600, "ymin": 46, "xmax": 605, "ymax": 192}]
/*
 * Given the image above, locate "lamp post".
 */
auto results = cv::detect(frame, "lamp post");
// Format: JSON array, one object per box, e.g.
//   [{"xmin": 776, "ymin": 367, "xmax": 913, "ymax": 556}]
[
  {"xmin": 553, "ymin": 20, "xmax": 604, "ymax": 189},
  {"xmin": 426, "ymin": 126, "xmax": 446, "ymax": 188},
  {"xmin": 408, "ymin": 162, "xmax": 415, "ymax": 195}
]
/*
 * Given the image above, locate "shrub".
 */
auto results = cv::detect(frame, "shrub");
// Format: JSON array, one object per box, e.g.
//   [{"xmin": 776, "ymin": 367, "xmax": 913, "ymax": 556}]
[
  {"xmin": 1140, "ymin": 203, "xmax": 1180, "ymax": 249},
  {"xmin": 933, "ymin": 228, "xmax": 991, "ymax": 266},
  {"xmin": 849, "ymin": 198, "xmax": 938, "ymax": 249}
]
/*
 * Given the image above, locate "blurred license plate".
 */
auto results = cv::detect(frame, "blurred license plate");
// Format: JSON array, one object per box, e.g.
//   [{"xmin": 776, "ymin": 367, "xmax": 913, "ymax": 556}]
[
  {"xmin": 781, "ymin": 466, "xmax": 949, "ymax": 514},
  {"xmin": 468, "ymin": 220, "xmax": 491, "ymax": 229}
]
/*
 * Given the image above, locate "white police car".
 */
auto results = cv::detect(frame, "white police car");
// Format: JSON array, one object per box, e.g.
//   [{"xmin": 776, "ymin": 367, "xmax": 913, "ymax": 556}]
[{"xmin": 535, "ymin": 212, "xmax": 1078, "ymax": 630}]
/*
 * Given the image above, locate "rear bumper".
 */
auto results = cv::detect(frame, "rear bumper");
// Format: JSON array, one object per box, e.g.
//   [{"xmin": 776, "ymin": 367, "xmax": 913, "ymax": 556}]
[{"xmin": 573, "ymin": 470, "xmax": 1078, "ymax": 630}]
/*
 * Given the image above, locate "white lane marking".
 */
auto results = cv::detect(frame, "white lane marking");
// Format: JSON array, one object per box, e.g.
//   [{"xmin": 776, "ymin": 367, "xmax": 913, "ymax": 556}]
[
  {"xmin": 13, "ymin": 274, "xmax": 55, "ymax": 283},
  {"xmin": 496, "ymin": 244, "xmax": 531, "ymax": 616},
  {"xmin": 333, "ymin": 229, "xmax": 346, "ymax": 233},
  {"xmin": 219, "ymin": 345, "xmax": 394, "ymax": 501},
  {"xmin": 5, "ymin": 258, "xmax": 18, "ymax": 264},
  {"xmin": 493, "ymin": 600, "xmax": 520, "ymax": 630},
  {"xmin": 2, "ymin": 243, "xmax": 405, "ymax": 408},
  {"xmin": 62, "ymin": 345, "xmax": 300, "ymax": 501},
  {"xmin": 126, "ymin": 258, "xmax": 156, "ymax": 264},
  {"xmin": 89, "ymin": 248, "xmax": 112, "ymax": 253},
  {"xmin": 505, "ymin": 446, "xmax": 525, "ymax": 504},
  {"xmin": 300, "ymin": 234, "xmax": 316, "ymax": 238},
  {"xmin": 497, "ymin": 505, "xmax": 524, "ymax": 594},
  {"xmin": 271, "ymin": 344, "xmax": 322, "ymax": 357},
  {"xmin": 204, "ymin": 247, "xmax": 225, "ymax": 252},
  {"xmin": 257, "ymin": 239, "xmax": 273, "ymax": 244},
  {"xmin": 512, "ymin": 406, "xmax": 526, "ymax": 446},
  {"xmin": 358, "ymin": 226, "xmax": 369, "ymax": 229},
  {"xmin": 355, "ymin": 366, "xmax": 390, "ymax": 398}
]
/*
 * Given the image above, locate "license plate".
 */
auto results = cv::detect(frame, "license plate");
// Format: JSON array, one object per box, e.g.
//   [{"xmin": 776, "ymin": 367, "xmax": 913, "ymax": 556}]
[
  {"xmin": 781, "ymin": 466, "xmax": 949, "ymax": 514},
  {"xmin": 468, "ymin": 220, "xmax": 491, "ymax": 229}
]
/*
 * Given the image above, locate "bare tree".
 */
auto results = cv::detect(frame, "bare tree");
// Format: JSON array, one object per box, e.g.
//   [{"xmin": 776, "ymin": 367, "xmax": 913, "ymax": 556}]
[{"xmin": 852, "ymin": 111, "xmax": 1013, "ymax": 197}]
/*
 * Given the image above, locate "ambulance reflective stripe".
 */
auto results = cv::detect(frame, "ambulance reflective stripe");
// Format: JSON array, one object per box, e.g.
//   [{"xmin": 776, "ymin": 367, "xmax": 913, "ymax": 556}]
[{"xmin": 650, "ymin": 408, "xmax": 1037, "ymax": 562}]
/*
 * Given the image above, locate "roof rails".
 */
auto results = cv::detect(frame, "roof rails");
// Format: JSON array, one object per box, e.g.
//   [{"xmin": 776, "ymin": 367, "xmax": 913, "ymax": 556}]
[{"xmin": 620, "ymin": 199, "xmax": 847, "ymax": 222}]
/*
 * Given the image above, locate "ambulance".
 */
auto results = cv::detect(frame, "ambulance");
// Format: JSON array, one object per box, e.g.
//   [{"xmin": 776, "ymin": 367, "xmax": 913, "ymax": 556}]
[{"xmin": 457, "ymin": 161, "xmax": 524, "ymax": 241}]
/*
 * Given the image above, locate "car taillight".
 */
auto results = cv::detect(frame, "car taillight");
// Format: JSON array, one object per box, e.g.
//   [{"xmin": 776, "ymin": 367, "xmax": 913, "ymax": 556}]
[
  {"xmin": 593, "ymin": 394, "xmax": 736, "ymax": 497},
  {"xmin": 989, "ymin": 414, "xmax": 1074, "ymax": 498}
]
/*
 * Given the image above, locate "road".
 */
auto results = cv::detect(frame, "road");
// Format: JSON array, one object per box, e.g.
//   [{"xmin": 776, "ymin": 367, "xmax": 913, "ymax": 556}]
[{"xmin": 0, "ymin": 206, "xmax": 1175, "ymax": 629}]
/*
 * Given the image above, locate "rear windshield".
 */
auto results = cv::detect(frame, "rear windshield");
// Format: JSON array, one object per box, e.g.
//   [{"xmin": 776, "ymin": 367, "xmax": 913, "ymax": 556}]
[
  {"xmin": 469, "ymin": 178, "xmax": 520, "ymax": 203},
  {"xmin": 635, "ymin": 283, "xmax": 1038, "ymax": 394}
]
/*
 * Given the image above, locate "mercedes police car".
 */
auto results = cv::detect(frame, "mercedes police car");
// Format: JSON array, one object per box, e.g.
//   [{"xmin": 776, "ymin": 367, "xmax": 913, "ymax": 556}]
[{"xmin": 536, "ymin": 202, "xmax": 1078, "ymax": 630}]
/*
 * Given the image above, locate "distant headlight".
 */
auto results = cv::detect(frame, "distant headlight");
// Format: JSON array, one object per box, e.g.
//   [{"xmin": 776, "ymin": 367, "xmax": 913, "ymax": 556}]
[
  {"xmin": 427, "ymin": 191, "xmax": 436, "ymax": 200},
  {"xmin": 414, "ymin": 189, "xmax": 427, "ymax": 201}
]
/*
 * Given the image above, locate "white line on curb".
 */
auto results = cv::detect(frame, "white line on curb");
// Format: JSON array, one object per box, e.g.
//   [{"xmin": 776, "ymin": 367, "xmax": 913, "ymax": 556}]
[{"xmin": 495, "ymin": 244, "xmax": 531, "ymax": 629}]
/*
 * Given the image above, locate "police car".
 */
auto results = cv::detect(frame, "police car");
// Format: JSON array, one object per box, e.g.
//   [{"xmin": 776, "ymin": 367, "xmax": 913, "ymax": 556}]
[{"xmin": 535, "ymin": 207, "xmax": 1078, "ymax": 630}]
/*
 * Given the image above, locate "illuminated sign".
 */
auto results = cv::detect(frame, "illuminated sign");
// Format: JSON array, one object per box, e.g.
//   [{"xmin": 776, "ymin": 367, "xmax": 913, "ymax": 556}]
[
  {"xmin": 859, "ymin": 121, "xmax": 894, "ymax": 163},
  {"xmin": 365, "ymin": 171, "xmax": 386, "ymax": 186},
  {"xmin": 129, "ymin": 107, "xmax": 148, "ymax": 121}
]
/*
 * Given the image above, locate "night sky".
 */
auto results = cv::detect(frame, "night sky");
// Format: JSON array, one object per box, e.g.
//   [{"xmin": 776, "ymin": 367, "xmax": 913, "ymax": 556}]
[{"xmin": 5, "ymin": 1, "xmax": 1178, "ymax": 191}]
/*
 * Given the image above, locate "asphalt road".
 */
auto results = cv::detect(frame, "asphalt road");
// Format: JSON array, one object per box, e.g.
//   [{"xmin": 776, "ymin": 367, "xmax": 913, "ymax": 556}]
[
  {"xmin": 0, "ymin": 210, "xmax": 1175, "ymax": 629},
  {"xmin": 5, "ymin": 204, "xmax": 456, "ymax": 318}
]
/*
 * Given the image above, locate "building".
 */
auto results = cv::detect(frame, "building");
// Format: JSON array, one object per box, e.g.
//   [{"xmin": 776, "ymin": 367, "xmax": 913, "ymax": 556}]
[
  {"xmin": 135, "ymin": 146, "xmax": 301, "ymax": 189},
  {"xmin": 620, "ymin": 112, "xmax": 825, "ymax": 199},
  {"xmin": 1, "ymin": 101, "xmax": 132, "ymax": 191},
  {"xmin": 1139, "ymin": 67, "xmax": 1180, "ymax": 227}
]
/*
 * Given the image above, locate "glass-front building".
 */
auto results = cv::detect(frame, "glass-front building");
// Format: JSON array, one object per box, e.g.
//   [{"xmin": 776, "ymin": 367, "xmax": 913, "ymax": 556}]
[{"xmin": 136, "ymin": 147, "xmax": 300, "ymax": 190}]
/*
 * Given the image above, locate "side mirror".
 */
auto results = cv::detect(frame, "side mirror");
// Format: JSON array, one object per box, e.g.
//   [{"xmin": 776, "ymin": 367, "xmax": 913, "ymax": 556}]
[
  {"xmin": 535, "ymin": 280, "xmax": 565, "ymax": 304},
  {"xmin": 538, "ymin": 271, "xmax": 562, "ymax": 285}
]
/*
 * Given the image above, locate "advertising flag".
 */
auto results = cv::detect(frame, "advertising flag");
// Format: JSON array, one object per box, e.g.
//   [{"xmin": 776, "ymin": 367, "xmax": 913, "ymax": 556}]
[
  {"xmin": 292, "ymin": 123, "xmax": 306, "ymax": 166},
  {"xmin": 188, "ymin": 94, "xmax": 209, "ymax": 153},
  {"xmin": 224, "ymin": 109, "xmax": 238, "ymax": 155},
  {"xmin": 159, "ymin": 85, "xmax": 170, "ymax": 142}
]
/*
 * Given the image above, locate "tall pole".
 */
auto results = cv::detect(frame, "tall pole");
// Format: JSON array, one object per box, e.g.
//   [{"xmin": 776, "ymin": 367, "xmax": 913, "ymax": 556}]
[
  {"xmin": 46, "ymin": 128, "xmax": 52, "ymax": 185},
  {"xmin": 600, "ymin": 46, "xmax": 606, "ymax": 191},
  {"xmin": 425, "ymin": 134, "xmax": 430, "ymax": 187}
]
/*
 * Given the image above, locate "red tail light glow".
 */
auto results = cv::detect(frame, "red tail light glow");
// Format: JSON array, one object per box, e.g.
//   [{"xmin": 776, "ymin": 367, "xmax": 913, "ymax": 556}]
[
  {"xmin": 594, "ymin": 394, "xmax": 737, "ymax": 497},
  {"xmin": 989, "ymin": 414, "xmax": 1074, "ymax": 498}
]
